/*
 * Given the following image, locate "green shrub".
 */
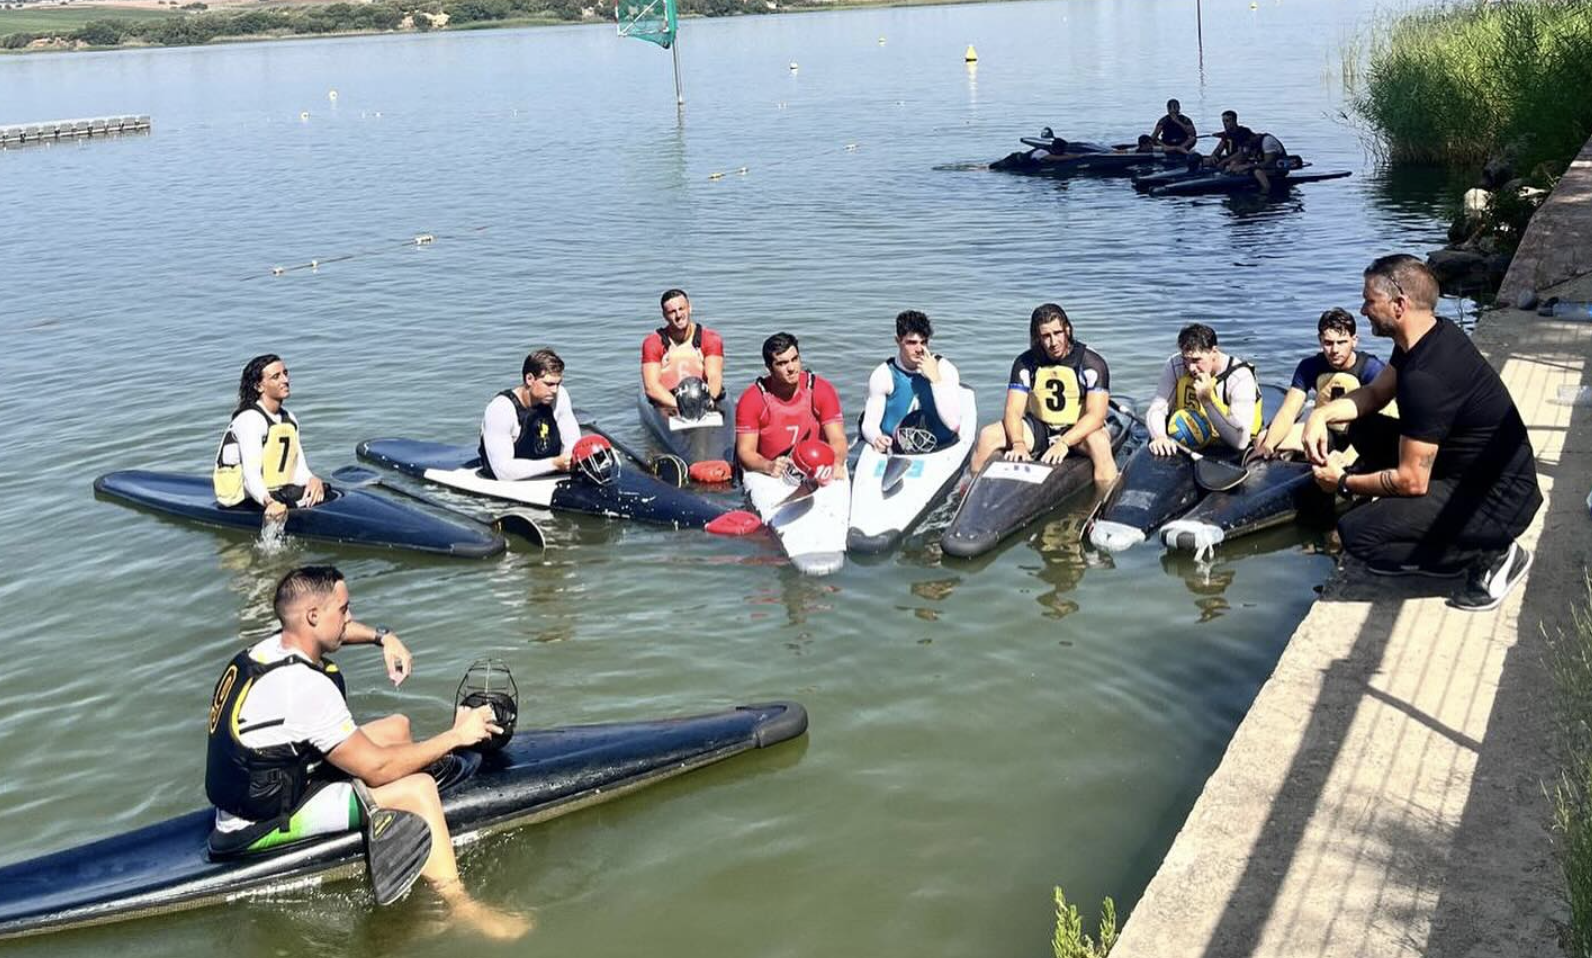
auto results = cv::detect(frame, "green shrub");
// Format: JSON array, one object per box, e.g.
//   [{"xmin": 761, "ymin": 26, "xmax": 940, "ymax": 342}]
[
  {"xmin": 1053, "ymin": 887, "xmax": 1117, "ymax": 958},
  {"xmin": 71, "ymin": 18, "xmax": 124, "ymax": 44}
]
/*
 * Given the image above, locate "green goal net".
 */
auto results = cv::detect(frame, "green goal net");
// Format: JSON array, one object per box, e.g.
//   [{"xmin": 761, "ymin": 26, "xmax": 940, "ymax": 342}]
[{"xmin": 616, "ymin": 0, "xmax": 676, "ymax": 49}]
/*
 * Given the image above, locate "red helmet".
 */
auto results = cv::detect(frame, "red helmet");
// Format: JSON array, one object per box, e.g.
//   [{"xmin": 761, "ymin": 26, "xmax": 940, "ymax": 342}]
[
  {"xmin": 571, "ymin": 435, "xmax": 620, "ymax": 485},
  {"xmin": 790, "ymin": 439, "xmax": 836, "ymax": 486}
]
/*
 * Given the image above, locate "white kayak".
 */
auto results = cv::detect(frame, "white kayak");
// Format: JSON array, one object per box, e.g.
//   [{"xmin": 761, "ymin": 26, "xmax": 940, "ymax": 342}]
[
  {"xmin": 847, "ymin": 386, "xmax": 977, "ymax": 553},
  {"xmin": 743, "ymin": 469, "xmax": 851, "ymax": 575}
]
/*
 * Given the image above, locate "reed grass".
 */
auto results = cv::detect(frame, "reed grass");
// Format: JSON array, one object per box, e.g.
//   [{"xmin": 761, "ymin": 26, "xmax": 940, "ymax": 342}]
[
  {"xmin": 1353, "ymin": 0, "xmax": 1592, "ymax": 171},
  {"xmin": 1551, "ymin": 579, "xmax": 1592, "ymax": 958},
  {"xmin": 1052, "ymin": 887, "xmax": 1117, "ymax": 958}
]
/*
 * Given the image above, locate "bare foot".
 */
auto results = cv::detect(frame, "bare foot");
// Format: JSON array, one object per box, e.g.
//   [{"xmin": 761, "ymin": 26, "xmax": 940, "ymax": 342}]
[{"xmin": 450, "ymin": 897, "xmax": 535, "ymax": 941}]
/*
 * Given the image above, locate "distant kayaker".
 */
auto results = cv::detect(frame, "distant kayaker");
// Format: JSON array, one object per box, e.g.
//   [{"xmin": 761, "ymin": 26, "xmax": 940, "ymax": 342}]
[
  {"xmin": 859, "ymin": 310, "xmax": 964, "ymax": 453},
  {"xmin": 205, "ymin": 565, "xmax": 531, "ymax": 939},
  {"xmin": 642, "ymin": 288, "xmax": 726, "ymax": 418},
  {"xmin": 970, "ymin": 303, "xmax": 1117, "ymax": 485},
  {"xmin": 1205, "ymin": 110, "xmax": 1255, "ymax": 169},
  {"xmin": 1229, "ymin": 129, "xmax": 1289, "ymax": 190},
  {"xmin": 1150, "ymin": 98, "xmax": 1197, "ymax": 153},
  {"xmin": 734, "ymin": 332, "xmax": 849, "ymax": 482},
  {"xmin": 1250, "ymin": 307, "xmax": 1388, "ymax": 461},
  {"xmin": 478, "ymin": 348, "xmax": 580, "ymax": 479},
  {"xmin": 1305, "ymin": 254, "xmax": 1541, "ymax": 611},
  {"xmin": 1146, "ymin": 323, "xmax": 1263, "ymax": 456},
  {"xmin": 212, "ymin": 353, "xmax": 325, "ymax": 522}
]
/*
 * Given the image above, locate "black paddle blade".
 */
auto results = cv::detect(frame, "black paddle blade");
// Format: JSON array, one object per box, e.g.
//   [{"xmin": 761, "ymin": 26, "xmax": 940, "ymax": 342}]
[
  {"xmin": 1193, "ymin": 456, "xmax": 1249, "ymax": 492},
  {"xmin": 651, "ymin": 454, "xmax": 688, "ymax": 489},
  {"xmin": 363, "ymin": 807, "xmax": 432, "ymax": 906},
  {"xmin": 493, "ymin": 513, "xmax": 546, "ymax": 548}
]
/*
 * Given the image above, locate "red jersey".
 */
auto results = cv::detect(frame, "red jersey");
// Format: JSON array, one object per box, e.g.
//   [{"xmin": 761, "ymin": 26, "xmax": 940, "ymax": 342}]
[
  {"xmin": 641, "ymin": 324, "xmax": 724, "ymax": 392},
  {"xmin": 735, "ymin": 372, "xmax": 844, "ymax": 460}
]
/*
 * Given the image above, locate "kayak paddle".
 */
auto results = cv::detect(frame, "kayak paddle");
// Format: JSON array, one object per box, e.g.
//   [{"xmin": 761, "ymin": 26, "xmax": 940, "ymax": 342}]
[
  {"xmin": 330, "ymin": 466, "xmax": 546, "ymax": 548},
  {"xmin": 350, "ymin": 780, "xmax": 433, "ymax": 907},
  {"xmin": 1106, "ymin": 399, "xmax": 1250, "ymax": 492}
]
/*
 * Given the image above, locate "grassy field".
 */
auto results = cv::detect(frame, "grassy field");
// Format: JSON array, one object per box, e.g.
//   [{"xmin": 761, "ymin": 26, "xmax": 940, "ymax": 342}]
[{"xmin": 0, "ymin": 5, "xmax": 176, "ymax": 34}]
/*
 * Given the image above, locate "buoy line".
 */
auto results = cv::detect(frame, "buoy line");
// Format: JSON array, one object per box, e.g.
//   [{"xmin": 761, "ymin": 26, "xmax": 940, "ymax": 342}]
[{"xmin": 250, "ymin": 226, "xmax": 487, "ymax": 281}]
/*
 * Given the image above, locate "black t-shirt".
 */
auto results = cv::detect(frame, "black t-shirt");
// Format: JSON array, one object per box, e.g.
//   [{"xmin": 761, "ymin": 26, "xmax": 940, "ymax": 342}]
[
  {"xmin": 1216, "ymin": 124, "xmax": 1254, "ymax": 155},
  {"xmin": 1158, "ymin": 113, "xmax": 1193, "ymax": 146},
  {"xmin": 1391, "ymin": 318, "xmax": 1534, "ymax": 484}
]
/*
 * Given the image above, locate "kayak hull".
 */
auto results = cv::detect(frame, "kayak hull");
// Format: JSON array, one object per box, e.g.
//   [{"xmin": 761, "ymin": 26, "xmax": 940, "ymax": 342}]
[
  {"xmin": 1088, "ymin": 444, "xmax": 1242, "ymax": 553},
  {"xmin": 93, "ymin": 471, "xmax": 505, "ymax": 558},
  {"xmin": 744, "ymin": 470, "xmax": 851, "ymax": 575},
  {"xmin": 992, "ymin": 149, "xmax": 1187, "ymax": 176},
  {"xmin": 1149, "ymin": 170, "xmax": 1353, "ymax": 196},
  {"xmin": 636, "ymin": 387, "xmax": 736, "ymax": 472},
  {"xmin": 941, "ymin": 412, "xmax": 1126, "ymax": 558},
  {"xmin": 0, "ymin": 702, "xmax": 807, "ymax": 940},
  {"xmin": 1161, "ymin": 459, "xmax": 1331, "ymax": 551},
  {"xmin": 356, "ymin": 438, "xmax": 733, "ymax": 529},
  {"xmin": 847, "ymin": 387, "xmax": 976, "ymax": 554}
]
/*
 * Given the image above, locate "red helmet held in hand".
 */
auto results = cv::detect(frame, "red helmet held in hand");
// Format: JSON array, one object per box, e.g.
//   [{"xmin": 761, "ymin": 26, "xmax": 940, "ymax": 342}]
[
  {"xmin": 790, "ymin": 439, "xmax": 836, "ymax": 486},
  {"xmin": 571, "ymin": 435, "xmax": 620, "ymax": 485}
]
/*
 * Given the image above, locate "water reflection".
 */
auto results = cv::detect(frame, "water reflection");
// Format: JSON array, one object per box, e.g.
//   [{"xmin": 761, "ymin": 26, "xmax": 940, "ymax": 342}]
[{"xmin": 1029, "ymin": 510, "xmax": 1094, "ymax": 619}]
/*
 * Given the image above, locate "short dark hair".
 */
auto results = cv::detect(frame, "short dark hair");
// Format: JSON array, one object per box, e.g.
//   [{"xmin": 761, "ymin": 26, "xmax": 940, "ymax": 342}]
[
  {"xmin": 1318, "ymin": 308, "xmax": 1357, "ymax": 337},
  {"xmin": 895, "ymin": 310, "xmax": 932, "ymax": 340},
  {"xmin": 1167, "ymin": 98, "xmax": 1180, "ymax": 112},
  {"xmin": 1029, "ymin": 303, "xmax": 1072, "ymax": 348},
  {"xmin": 235, "ymin": 353, "xmax": 282, "ymax": 416},
  {"xmin": 1221, "ymin": 109, "xmax": 1238, "ymax": 121},
  {"xmin": 762, "ymin": 332, "xmax": 799, "ymax": 368},
  {"xmin": 1364, "ymin": 254, "xmax": 1439, "ymax": 310},
  {"xmin": 1178, "ymin": 323, "xmax": 1219, "ymax": 353},
  {"xmin": 273, "ymin": 565, "xmax": 345, "ymax": 623},
  {"xmin": 522, "ymin": 349, "xmax": 564, "ymax": 380},
  {"xmin": 660, "ymin": 288, "xmax": 689, "ymax": 308}
]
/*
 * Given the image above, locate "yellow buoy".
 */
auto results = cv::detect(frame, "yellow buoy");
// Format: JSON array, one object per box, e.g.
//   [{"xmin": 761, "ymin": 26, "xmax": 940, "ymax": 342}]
[{"xmin": 964, "ymin": 44, "xmax": 977, "ymax": 63}]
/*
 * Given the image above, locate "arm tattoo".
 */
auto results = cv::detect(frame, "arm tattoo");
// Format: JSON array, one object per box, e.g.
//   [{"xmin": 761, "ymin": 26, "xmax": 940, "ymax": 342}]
[
  {"xmin": 1379, "ymin": 470, "xmax": 1399, "ymax": 495},
  {"xmin": 1417, "ymin": 451, "xmax": 1436, "ymax": 470}
]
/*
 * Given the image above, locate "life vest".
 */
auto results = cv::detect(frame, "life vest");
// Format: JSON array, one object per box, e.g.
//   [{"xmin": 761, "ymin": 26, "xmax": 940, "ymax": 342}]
[
  {"xmin": 205, "ymin": 647, "xmax": 348, "ymax": 824},
  {"xmin": 1025, "ymin": 345, "xmax": 1090, "ymax": 431},
  {"xmin": 880, "ymin": 357, "xmax": 955, "ymax": 442},
  {"xmin": 655, "ymin": 324, "xmax": 706, "ymax": 392},
  {"xmin": 753, "ymin": 372, "xmax": 822, "ymax": 459},
  {"xmin": 1174, "ymin": 356, "xmax": 1264, "ymax": 436},
  {"xmin": 478, "ymin": 388, "xmax": 561, "ymax": 477},
  {"xmin": 212, "ymin": 404, "xmax": 302, "ymax": 507},
  {"xmin": 1315, "ymin": 352, "xmax": 1371, "ymax": 403},
  {"xmin": 1159, "ymin": 114, "xmax": 1192, "ymax": 146}
]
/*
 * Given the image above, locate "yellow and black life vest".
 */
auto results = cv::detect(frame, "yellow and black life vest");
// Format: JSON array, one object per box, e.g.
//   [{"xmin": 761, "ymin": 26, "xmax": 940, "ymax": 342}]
[
  {"xmin": 1025, "ymin": 347, "xmax": 1089, "ymax": 430},
  {"xmin": 1174, "ymin": 356, "xmax": 1264, "ymax": 436},
  {"xmin": 212, "ymin": 405, "xmax": 303, "ymax": 506}
]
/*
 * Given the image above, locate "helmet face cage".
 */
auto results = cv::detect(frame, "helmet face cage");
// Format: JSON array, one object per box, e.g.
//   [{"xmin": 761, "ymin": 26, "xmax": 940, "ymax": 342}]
[
  {"xmin": 893, "ymin": 424, "xmax": 939, "ymax": 454},
  {"xmin": 673, "ymin": 377, "xmax": 709, "ymax": 421},
  {"xmin": 574, "ymin": 443, "xmax": 620, "ymax": 485}
]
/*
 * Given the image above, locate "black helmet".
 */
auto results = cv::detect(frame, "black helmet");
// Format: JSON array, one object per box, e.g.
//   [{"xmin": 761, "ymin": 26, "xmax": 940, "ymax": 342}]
[
  {"xmin": 454, "ymin": 659, "xmax": 519, "ymax": 753},
  {"xmin": 672, "ymin": 377, "xmax": 710, "ymax": 421}
]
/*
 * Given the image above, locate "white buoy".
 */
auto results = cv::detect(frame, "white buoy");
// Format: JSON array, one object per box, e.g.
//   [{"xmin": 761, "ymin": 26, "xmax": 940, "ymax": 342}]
[
  {"xmin": 328, "ymin": 89, "xmax": 338, "ymax": 101},
  {"xmin": 878, "ymin": 36, "xmax": 885, "ymax": 44},
  {"xmin": 708, "ymin": 171, "xmax": 725, "ymax": 180},
  {"xmin": 789, "ymin": 61, "xmax": 798, "ymax": 72},
  {"xmin": 271, "ymin": 266, "xmax": 285, "ymax": 276},
  {"xmin": 414, "ymin": 233, "xmax": 435, "ymax": 245},
  {"xmin": 299, "ymin": 111, "xmax": 309, "ymax": 120},
  {"xmin": 736, "ymin": 166, "xmax": 748, "ymax": 175}
]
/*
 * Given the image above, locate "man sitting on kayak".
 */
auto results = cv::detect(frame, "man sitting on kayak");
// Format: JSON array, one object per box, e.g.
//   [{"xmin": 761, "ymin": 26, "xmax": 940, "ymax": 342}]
[
  {"xmin": 1228, "ymin": 129, "xmax": 1289, "ymax": 190},
  {"xmin": 1251, "ymin": 308, "xmax": 1388, "ymax": 461},
  {"xmin": 735, "ymin": 331, "xmax": 849, "ymax": 495},
  {"xmin": 479, "ymin": 348, "xmax": 580, "ymax": 479},
  {"xmin": 970, "ymin": 303, "xmax": 1117, "ymax": 485},
  {"xmin": 1146, "ymin": 323, "xmax": 1262, "ymax": 457},
  {"xmin": 1204, "ymin": 110, "xmax": 1255, "ymax": 169},
  {"xmin": 642, "ymin": 288, "xmax": 726, "ymax": 417},
  {"xmin": 1150, "ymin": 98, "xmax": 1197, "ymax": 154},
  {"xmin": 206, "ymin": 565, "xmax": 529, "ymax": 939},
  {"xmin": 212, "ymin": 353, "xmax": 326, "ymax": 522},
  {"xmin": 860, "ymin": 310, "xmax": 963, "ymax": 453}
]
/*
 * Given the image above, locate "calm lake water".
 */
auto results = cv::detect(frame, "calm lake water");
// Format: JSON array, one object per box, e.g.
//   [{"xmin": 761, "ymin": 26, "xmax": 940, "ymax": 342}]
[{"xmin": 1, "ymin": 0, "xmax": 1462, "ymax": 954}]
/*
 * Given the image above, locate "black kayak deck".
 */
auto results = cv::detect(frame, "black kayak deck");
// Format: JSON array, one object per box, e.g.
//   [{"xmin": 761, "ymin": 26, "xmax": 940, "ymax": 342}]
[
  {"xmin": 0, "ymin": 702, "xmax": 807, "ymax": 939},
  {"xmin": 1149, "ymin": 169, "xmax": 1353, "ymax": 196},
  {"xmin": 636, "ymin": 388, "xmax": 736, "ymax": 469},
  {"xmin": 94, "ymin": 470, "xmax": 505, "ymax": 558}
]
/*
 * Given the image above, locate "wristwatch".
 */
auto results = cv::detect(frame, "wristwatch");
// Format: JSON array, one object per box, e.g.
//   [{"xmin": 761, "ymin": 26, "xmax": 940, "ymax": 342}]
[
  {"xmin": 1336, "ymin": 473, "xmax": 1353, "ymax": 499},
  {"xmin": 373, "ymin": 626, "xmax": 391, "ymax": 646}
]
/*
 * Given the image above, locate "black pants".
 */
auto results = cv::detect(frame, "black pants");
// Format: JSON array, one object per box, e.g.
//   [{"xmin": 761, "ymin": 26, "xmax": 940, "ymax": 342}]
[{"xmin": 1337, "ymin": 415, "xmax": 1542, "ymax": 570}]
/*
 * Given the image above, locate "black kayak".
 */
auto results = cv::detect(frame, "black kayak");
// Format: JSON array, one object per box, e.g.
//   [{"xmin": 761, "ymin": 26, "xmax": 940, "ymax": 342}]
[
  {"xmin": 941, "ymin": 413, "xmax": 1127, "ymax": 558},
  {"xmin": 1149, "ymin": 169, "xmax": 1353, "ymax": 196},
  {"xmin": 93, "ymin": 471, "xmax": 506, "ymax": 559},
  {"xmin": 1086, "ymin": 444, "xmax": 1232, "ymax": 552},
  {"xmin": 636, "ymin": 387, "xmax": 735, "ymax": 474},
  {"xmin": 356, "ymin": 438, "xmax": 735, "ymax": 529},
  {"xmin": 0, "ymin": 702, "xmax": 807, "ymax": 940},
  {"xmin": 991, "ymin": 149, "xmax": 1186, "ymax": 176},
  {"xmin": 1159, "ymin": 458, "xmax": 1331, "ymax": 552}
]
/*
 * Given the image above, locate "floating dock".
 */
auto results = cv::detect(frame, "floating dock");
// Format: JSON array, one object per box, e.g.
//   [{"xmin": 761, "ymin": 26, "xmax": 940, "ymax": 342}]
[{"xmin": 1, "ymin": 115, "xmax": 151, "ymax": 149}]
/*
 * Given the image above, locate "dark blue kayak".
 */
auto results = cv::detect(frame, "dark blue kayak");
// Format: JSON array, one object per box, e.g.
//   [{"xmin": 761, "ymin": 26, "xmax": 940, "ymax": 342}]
[
  {"xmin": 94, "ymin": 471, "xmax": 505, "ymax": 558},
  {"xmin": 0, "ymin": 702, "xmax": 807, "ymax": 940},
  {"xmin": 991, "ymin": 148, "xmax": 1187, "ymax": 176},
  {"xmin": 356, "ymin": 438, "xmax": 735, "ymax": 529},
  {"xmin": 1149, "ymin": 169, "xmax": 1353, "ymax": 196},
  {"xmin": 636, "ymin": 387, "xmax": 735, "ymax": 472},
  {"xmin": 1159, "ymin": 458, "xmax": 1331, "ymax": 552}
]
